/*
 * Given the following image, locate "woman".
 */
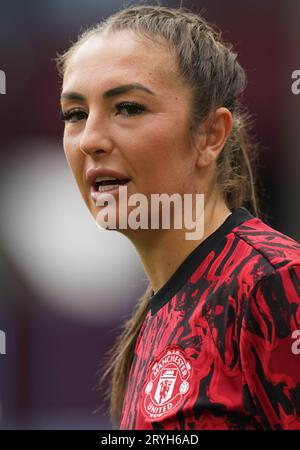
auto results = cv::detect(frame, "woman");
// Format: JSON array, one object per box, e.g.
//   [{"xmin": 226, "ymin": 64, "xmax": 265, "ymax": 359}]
[{"xmin": 57, "ymin": 5, "xmax": 300, "ymax": 430}]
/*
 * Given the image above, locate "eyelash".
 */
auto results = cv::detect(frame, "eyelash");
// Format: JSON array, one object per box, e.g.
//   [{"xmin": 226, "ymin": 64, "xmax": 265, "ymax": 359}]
[{"xmin": 60, "ymin": 102, "xmax": 146, "ymax": 123}]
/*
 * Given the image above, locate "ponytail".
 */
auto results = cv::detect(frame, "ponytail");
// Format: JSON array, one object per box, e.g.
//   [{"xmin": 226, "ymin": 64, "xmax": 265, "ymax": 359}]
[
  {"xmin": 216, "ymin": 111, "xmax": 261, "ymax": 217},
  {"xmin": 99, "ymin": 284, "xmax": 152, "ymax": 428}
]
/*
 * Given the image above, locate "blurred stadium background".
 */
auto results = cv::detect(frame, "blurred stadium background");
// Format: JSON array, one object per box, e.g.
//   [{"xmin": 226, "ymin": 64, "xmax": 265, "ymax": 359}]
[{"xmin": 0, "ymin": 0, "xmax": 299, "ymax": 429}]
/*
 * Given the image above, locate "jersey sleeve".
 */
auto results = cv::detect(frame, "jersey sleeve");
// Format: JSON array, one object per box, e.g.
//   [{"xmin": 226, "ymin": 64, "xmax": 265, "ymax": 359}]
[{"xmin": 240, "ymin": 263, "xmax": 300, "ymax": 429}]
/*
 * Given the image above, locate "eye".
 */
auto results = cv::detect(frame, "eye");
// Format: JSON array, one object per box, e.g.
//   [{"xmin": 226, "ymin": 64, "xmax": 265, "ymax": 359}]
[
  {"xmin": 116, "ymin": 102, "xmax": 146, "ymax": 116},
  {"xmin": 60, "ymin": 108, "xmax": 87, "ymax": 123}
]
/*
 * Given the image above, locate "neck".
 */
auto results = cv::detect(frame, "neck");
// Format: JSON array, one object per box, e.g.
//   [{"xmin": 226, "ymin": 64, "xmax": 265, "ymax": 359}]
[{"xmin": 124, "ymin": 188, "xmax": 231, "ymax": 294}]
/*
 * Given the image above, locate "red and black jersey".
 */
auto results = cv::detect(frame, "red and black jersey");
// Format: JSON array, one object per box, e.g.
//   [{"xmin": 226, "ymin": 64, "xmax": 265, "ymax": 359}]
[{"xmin": 120, "ymin": 207, "xmax": 300, "ymax": 430}]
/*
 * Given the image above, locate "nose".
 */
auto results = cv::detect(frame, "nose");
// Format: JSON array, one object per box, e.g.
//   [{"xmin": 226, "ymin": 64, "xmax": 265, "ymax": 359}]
[{"xmin": 79, "ymin": 112, "xmax": 113, "ymax": 156}]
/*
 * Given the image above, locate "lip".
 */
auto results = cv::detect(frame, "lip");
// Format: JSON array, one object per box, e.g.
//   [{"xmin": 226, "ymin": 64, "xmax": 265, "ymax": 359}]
[
  {"xmin": 86, "ymin": 167, "xmax": 131, "ymax": 186},
  {"xmin": 86, "ymin": 167, "xmax": 131, "ymax": 205}
]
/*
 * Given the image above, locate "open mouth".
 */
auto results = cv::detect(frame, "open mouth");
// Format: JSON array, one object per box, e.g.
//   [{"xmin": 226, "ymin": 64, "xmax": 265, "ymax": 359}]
[{"xmin": 92, "ymin": 176, "xmax": 131, "ymax": 194}]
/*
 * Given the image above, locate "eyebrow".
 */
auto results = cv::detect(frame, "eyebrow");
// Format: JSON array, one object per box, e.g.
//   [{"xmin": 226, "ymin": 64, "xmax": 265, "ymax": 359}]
[{"xmin": 60, "ymin": 83, "xmax": 155, "ymax": 101}]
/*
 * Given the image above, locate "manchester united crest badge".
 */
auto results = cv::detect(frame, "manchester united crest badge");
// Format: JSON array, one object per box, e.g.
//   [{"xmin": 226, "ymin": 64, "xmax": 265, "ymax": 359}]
[{"xmin": 141, "ymin": 346, "xmax": 192, "ymax": 419}]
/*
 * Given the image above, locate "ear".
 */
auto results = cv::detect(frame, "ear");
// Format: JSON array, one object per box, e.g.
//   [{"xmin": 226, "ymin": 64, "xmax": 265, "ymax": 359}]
[{"xmin": 194, "ymin": 107, "xmax": 233, "ymax": 167}]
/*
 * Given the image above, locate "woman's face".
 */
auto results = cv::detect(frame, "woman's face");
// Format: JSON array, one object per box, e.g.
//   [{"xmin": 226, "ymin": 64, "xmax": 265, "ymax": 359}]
[{"xmin": 61, "ymin": 30, "xmax": 201, "ymax": 232}]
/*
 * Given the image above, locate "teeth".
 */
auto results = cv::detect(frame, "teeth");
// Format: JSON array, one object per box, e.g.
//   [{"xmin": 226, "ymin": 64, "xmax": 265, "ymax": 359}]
[
  {"xmin": 98, "ymin": 184, "xmax": 119, "ymax": 192},
  {"xmin": 95, "ymin": 176, "xmax": 118, "ymax": 182}
]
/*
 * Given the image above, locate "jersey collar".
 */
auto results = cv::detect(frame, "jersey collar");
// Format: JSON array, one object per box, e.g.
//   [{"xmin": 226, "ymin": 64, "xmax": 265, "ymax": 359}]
[{"xmin": 150, "ymin": 206, "xmax": 254, "ymax": 315}]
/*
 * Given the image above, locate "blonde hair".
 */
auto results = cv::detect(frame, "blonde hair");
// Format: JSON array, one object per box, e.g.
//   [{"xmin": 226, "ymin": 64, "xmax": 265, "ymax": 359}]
[{"xmin": 56, "ymin": 4, "xmax": 261, "ymax": 428}]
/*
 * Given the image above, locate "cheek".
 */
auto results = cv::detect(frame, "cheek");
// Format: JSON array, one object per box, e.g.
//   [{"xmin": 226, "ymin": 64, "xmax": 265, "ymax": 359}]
[
  {"xmin": 127, "ymin": 123, "xmax": 174, "ymax": 165},
  {"xmin": 63, "ymin": 134, "xmax": 84, "ymax": 185},
  {"xmin": 130, "ymin": 147, "xmax": 188, "ymax": 196},
  {"xmin": 131, "ymin": 127, "xmax": 189, "ymax": 186}
]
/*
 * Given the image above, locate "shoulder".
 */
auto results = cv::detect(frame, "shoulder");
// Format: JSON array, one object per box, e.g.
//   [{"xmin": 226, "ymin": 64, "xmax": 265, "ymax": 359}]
[
  {"xmin": 232, "ymin": 214, "xmax": 300, "ymax": 268},
  {"xmin": 227, "ymin": 214, "xmax": 300, "ymax": 290},
  {"xmin": 235, "ymin": 216, "xmax": 300, "ymax": 337}
]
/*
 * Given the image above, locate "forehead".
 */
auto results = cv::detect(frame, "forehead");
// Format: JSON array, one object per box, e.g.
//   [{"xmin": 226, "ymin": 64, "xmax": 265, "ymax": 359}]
[{"xmin": 63, "ymin": 30, "xmax": 181, "ymax": 93}]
